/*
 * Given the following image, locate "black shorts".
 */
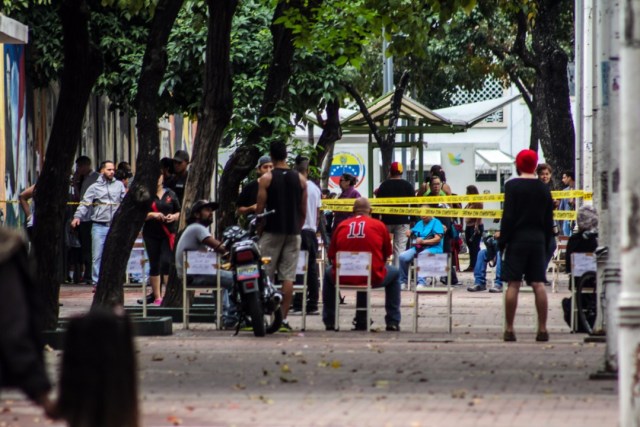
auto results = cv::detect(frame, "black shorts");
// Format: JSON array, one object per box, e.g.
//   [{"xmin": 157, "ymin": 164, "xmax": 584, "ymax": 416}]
[{"xmin": 501, "ymin": 239, "xmax": 547, "ymax": 283}]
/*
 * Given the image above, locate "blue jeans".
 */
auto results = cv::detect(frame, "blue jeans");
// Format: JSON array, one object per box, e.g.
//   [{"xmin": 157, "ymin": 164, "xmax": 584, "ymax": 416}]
[
  {"xmin": 190, "ymin": 272, "xmax": 237, "ymax": 323},
  {"xmin": 473, "ymin": 249, "xmax": 502, "ymax": 288},
  {"xmin": 398, "ymin": 247, "xmax": 417, "ymax": 285},
  {"xmin": 322, "ymin": 265, "xmax": 401, "ymax": 327},
  {"xmin": 91, "ymin": 223, "xmax": 110, "ymax": 285}
]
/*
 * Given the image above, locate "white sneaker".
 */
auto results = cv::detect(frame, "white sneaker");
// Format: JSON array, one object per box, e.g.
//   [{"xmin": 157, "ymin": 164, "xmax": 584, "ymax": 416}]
[{"xmin": 416, "ymin": 284, "xmax": 430, "ymax": 291}]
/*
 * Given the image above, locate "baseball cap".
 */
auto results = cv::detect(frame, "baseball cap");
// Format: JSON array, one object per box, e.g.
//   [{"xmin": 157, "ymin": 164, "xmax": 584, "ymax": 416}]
[
  {"xmin": 257, "ymin": 155, "xmax": 272, "ymax": 167},
  {"xmin": 515, "ymin": 149, "xmax": 538, "ymax": 174},
  {"xmin": 390, "ymin": 161, "xmax": 403, "ymax": 175},
  {"xmin": 188, "ymin": 199, "xmax": 219, "ymax": 220},
  {"xmin": 173, "ymin": 150, "xmax": 190, "ymax": 163}
]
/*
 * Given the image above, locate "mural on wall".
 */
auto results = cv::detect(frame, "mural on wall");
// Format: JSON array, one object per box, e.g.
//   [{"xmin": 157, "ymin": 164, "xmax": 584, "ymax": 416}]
[
  {"xmin": 3, "ymin": 44, "xmax": 27, "ymax": 227},
  {"xmin": 328, "ymin": 151, "xmax": 366, "ymax": 192}
]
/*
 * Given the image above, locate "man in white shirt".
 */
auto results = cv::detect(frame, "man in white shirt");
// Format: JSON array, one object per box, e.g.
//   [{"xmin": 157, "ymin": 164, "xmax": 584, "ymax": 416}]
[{"xmin": 292, "ymin": 156, "xmax": 322, "ymax": 314}]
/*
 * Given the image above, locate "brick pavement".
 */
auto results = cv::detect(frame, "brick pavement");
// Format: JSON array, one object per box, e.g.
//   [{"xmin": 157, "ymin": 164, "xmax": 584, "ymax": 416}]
[{"xmin": 0, "ymin": 271, "xmax": 618, "ymax": 427}]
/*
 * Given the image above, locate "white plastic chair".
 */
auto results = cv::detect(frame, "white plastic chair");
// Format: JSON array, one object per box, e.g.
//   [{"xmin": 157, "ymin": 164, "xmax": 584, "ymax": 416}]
[
  {"xmin": 335, "ymin": 251, "xmax": 373, "ymax": 332},
  {"xmin": 412, "ymin": 252, "xmax": 452, "ymax": 333},
  {"xmin": 570, "ymin": 252, "xmax": 597, "ymax": 332},
  {"xmin": 182, "ymin": 250, "xmax": 222, "ymax": 330}
]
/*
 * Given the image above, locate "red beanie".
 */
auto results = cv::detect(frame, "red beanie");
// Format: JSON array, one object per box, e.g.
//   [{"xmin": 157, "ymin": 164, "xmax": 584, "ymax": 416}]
[{"xmin": 515, "ymin": 149, "xmax": 538, "ymax": 174}]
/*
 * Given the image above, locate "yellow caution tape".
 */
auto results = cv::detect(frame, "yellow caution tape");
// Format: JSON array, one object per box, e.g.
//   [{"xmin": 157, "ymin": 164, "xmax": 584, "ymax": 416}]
[
  {"xmin": 324, "ymin": 190, "xmax": 592, "ymax": 206},
  {"xmin": 323, "ymin": 203, "xmax": 577, "ymax": 220}
]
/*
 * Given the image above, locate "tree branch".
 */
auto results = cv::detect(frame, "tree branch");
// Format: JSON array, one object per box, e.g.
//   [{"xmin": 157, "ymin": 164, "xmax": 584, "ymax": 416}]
[{"xmin": 343, "ymin": 83, "xmax": 383, "ymax": 144}]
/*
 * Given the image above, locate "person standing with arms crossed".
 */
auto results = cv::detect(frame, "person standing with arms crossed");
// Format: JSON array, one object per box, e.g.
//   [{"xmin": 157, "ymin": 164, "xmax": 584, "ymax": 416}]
[
  {"xmin": 256, "ymin": 141, "xmax": 307, "ymax": 332},
  {"xmin": 499, "ymin": 149, "xmax": 554, "ymax": 342}
]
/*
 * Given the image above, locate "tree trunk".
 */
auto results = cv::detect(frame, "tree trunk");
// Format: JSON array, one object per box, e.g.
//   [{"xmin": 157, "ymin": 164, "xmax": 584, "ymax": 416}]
[
  {"xmin": 32, "ymin": 0, "xmax": 102, "ymax": 330},
  {"xmin": 162, "ymin": 0, "xmax": 238, "ymax": 308},
  {"xmin": 92, "ymin": 0, "xmax": 184, "ymax": 308},
  {"xmin": 314, "ymin": 98, "xmax": 342, "ymax": 171},
  {"xmin": 379, "ymin": 71, "xmax": 410, "ymax": 178},
  {"xmin": 531, "ymin": 0, "xmax": 575, "ymax": 183},
  {"xmin": 217, "ymin": 0, "xmax": 300, "ymax": 234}
]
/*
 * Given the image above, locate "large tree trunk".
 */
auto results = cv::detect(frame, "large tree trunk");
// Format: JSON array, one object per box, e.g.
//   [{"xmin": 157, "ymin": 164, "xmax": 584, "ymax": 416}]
[
  {"xmin": 531, "ymin": 0, "xmax": 575, "ymax": 181},
  {"xmin": 162, "ymin": 0, "xmax": 238, "ymax": 308},
  {"xmin": 92, "ymin": 0, "xmax": 184, "ymax": 308},
  {"xmin": 217, "ymin": 0, "xmax": 319, "ymax": 234},
  {"xmin": 32, "ymin": 0, "xmax": 102, "ymax": 330}
]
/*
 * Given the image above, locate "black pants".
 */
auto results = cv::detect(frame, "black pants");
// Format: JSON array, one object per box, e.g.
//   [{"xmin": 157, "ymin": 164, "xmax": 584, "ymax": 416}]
[
  {"xmin": 465, "ymin": 224, "xmax": 484, "ymax": 269},
  {"xmin": 293, "ymin": 229, "xmax": 320, "ymax": 311},
  {"xmin": 78, "ymin": 221, "xmax": 93, "ymax": 282}
]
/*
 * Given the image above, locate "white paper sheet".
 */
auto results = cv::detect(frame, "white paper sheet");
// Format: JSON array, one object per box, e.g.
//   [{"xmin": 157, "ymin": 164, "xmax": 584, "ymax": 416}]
[
  {"xmin": 571, "ymin": 253, "xmax": 596, "ymax": 277},
  {"xmin": 416, "ymin": 252, "xmax": 448, "ymax": 277},
  {"xmin": 185, "ymin": 251, "xmax": 218, "ymax": 275},
  {"xmin": 127, "ymin": 248, "xmax": 146, "ymax": 275},
  {"xmin": 337, "ymin": 252, "xmax": 371, "ymax": 276}
]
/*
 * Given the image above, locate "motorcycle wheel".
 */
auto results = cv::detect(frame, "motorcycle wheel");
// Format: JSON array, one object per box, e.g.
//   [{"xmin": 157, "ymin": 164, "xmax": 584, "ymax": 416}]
[
  {"xmin": 266, "ymin": 307, "xmax": 283, "ymax": 335},
  {"xmin": 246, "ymin": 292, "xmax": 266, "ymax": 337}
]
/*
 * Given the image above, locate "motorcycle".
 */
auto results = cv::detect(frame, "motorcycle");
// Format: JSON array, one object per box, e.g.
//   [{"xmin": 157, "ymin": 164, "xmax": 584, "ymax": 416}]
[{"xmin": 222, "ymin": 210, "xmax": 283, "ymax": 337}]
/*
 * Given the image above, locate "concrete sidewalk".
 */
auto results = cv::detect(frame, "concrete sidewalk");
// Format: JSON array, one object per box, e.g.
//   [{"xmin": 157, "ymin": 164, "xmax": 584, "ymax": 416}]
[{"xmin": 0, "ymin": 271, "xmax": 618, "ymax": 427}]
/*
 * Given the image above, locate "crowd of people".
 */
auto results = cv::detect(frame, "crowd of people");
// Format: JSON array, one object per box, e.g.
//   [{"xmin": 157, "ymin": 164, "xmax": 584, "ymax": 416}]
[{"xmin": 0, "ymin": 142, "xmax": 595, "ymax": 425}]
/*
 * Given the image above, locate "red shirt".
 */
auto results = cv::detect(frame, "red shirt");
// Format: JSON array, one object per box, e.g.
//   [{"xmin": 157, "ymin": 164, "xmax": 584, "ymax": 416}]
[{"xmin": 328, "ymin": 215, "xmax": 392, "ymax": 286}]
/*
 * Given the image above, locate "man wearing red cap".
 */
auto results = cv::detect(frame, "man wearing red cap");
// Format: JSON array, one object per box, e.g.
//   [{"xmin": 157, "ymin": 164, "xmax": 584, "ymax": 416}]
[
  {"xmin": 375, "ymin": 161, "xmax": 415, "ymax": 270},
  {"xmin": 499, "ymin": 149, "xmax": 554, "ymax": 343}
]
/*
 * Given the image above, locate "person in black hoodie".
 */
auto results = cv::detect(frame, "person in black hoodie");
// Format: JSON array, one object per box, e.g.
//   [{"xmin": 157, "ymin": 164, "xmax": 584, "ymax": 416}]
[
  {"xmin": 0, "ymin": 227, "xmax": 53, "ymax": 414},
  {"xmin": 499, "ymin": 150, "xmax": 554, "ymax": 343}
]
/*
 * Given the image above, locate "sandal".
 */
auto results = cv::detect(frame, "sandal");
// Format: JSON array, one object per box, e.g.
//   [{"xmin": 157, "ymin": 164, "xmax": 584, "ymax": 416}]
[{"xmin": 503, "ymin": 331, "xmax": 516, "ymax": 342}]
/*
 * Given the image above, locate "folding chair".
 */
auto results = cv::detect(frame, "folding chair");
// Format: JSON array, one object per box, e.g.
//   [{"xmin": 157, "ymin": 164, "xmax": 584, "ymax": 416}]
[
  {"xmin": 335, "ymin": 251, "xmax": 373, "ymax": 332},
  {"xmin": 411, "ymin": 252, "xmax": 452, "ymax": 333},
  {"xmin": 570, "ymin": 252, "xmax": 597, "ymax": 332},
  {"xmin": 294, "ymin": 250, "xmax": 309, "ymax": 331},
  {"xmin": 182, "ymin": 250, "xmax": 222, "ymax": 330},
  {"xmin": 127, "ymin": 247, "xmax": 148, "ymax": 317},
  {"xmin": 551, "ymin": 235, "xmax": 570, "ymax": 292}
]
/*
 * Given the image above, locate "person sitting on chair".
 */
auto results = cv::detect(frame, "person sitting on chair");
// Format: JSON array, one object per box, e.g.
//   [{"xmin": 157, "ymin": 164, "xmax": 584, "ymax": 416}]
[
  {"xmin": 322, "ymin": 198, "xmax": 401, "ymax": 331},
  {"xmin": 565, "ymin": 205, "xmax": 598, "ymax": 280},
  {"xmin": 398, "ymin": 206, "xmax": 444, "ymax": 289},
  {"xmin": 467, "ymin": 232, "xmax": 503, "ymax": 293}
]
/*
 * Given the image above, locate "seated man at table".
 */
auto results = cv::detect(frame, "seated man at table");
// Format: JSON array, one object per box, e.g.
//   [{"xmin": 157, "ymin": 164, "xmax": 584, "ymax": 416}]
[
  {"xmin": 175, "ymin": 200, "xmax": 236, "ymax": 329},
  {"xmin": 322, "ymin": 198, "xmax": 401, "ymax": 331}
]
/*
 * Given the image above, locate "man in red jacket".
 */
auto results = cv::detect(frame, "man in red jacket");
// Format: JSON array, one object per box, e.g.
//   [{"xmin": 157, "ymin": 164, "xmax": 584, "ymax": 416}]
[{"xmin": 323, "ymin": 198, "xmax": 401, "ymax": 331}]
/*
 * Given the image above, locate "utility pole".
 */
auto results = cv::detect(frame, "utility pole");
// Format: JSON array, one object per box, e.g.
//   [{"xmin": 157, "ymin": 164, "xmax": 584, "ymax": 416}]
[{"xmin": 618, "ymin": 0, "xmax": 640, "ymax": 424}]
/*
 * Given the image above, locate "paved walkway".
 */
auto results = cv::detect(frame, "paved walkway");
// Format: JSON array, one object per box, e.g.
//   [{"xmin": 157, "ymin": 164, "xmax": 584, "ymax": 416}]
[{"xmin": 0, "ymin": 270, "xmax": 618, "ymax": 427}]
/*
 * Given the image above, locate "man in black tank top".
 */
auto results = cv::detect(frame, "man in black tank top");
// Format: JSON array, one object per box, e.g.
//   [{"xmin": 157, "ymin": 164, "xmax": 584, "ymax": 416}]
[{"xmin": 256, "ymin": 141, "xmax": 308, "ymax": 332}]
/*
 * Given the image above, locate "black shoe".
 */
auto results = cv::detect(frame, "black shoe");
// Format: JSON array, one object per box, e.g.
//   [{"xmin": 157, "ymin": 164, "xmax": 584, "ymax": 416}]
[
  {"xmin": 306, "ymin": 309, "xmax": 320, "ymax": 316},
  {"xmin": 386, "ymin": 323, "xmax": 400, "ymax": 332},
  {"xmin": 352, "ymin": 318, "xmax": 373, "ymax": 331},
  {"xmin": 137, "ymin": 294, "xmax": 155, "ymax": 305},
  {"xmin": 325, "ymin": 324, "xmax": 335, "ymax": 331},
  {"xmin": 467, "ymin": 285, "xmax": 487, "ymax": 292}
]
